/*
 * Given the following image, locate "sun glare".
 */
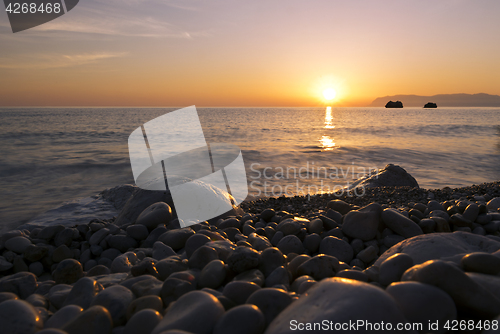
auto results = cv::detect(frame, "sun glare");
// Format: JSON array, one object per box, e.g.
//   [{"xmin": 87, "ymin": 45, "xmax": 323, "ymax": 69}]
[{"xmin": 323, "ymin": 88, "xmax": 336, "ymax": 100}]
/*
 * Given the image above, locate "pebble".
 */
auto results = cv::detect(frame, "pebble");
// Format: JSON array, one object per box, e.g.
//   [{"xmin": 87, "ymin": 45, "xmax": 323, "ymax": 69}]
[
  {"xmin": 200, "ymin": 259, "xmax": 226, "ymax": 289},
  {"xmin": 45, "ymin": 305, "xmax": 84, "ymax": 329},
  {"xmin": 302, "ymin": 233, "xmax": 320, "ymax": 253},
  {"xmin": 227, "ymin": 247, "xmax": 261, "ymax": 273},
  {"xmin": 0, "ymin": 272, "xmax": 38, "ymax": 299},
  {"xmin": 342, "ymin": 204, "xmax": 381, "ymax": 241},
  {"xmin": 223, "ymin": 281, "xmax": 261, "ymax": 305},
  {"xmin": 89, "ymin": 228, "xmax": 110, "ymax": 246},
  {"xmin": 53, "ymin": 259, "xmax": 84, "ymax": 284},
  {"xmin": 37, "ymin": 329, "xmax": 68, "ymax": 334},
  {"xmin": 26, "ymin": 293, "xmax": 48, "ymax": 308},
  {"xmin": 319, "ymin": 236, "xmax": 353, "ymax": 263},
  {"xmin": 487, "ymin": 197, "xmax": 500, "ymax": 211},
  {"xmin": 296, "ymin": 254, "xmax": 339, "ymax": 280},
  {"xmin": 130, "ymin": 276, "xmax": 163, "ymax": 297},
  {"xmin": 259, "ymin": 247, "xmax": 286, "ymax": 277},
  {"xmin": 29, "ymin": 261, "xmax": 44, "ymax": 277},
  {"xmin": 38, "ymin": 225, "xmax": 65, "ymax": 241},
  {"xmin": 64, "ymin": 277, "xmax": 103, "ymax": 309},
  {"xmin": 463, "ymin": 203, "xmax": 480, "ymax": 222},
  {"xmin": 108, "ymin": 235, "xmax": 138, "ymax": 253},
  {"xmin": 265, "ymin": 266, "xmax": 290, "ymax": 288},
  {"xmin": 234, "ymin": 269, "xmax": 265, "ymax": 287},
  {"xmin": 124, "ymin": 309, "xmax": 162, "ymax": 334},
  {"xmin": 152, "ymin": 241, "xmax": 176, "ymax": 261},
  {"xmin": 334, "ymin": 269, "xmax": 368, "ymax": 282},
  {"xmin": 0, "ymin": 291, "xmax": 18, "ymax": 303},
  {"xmin": 126, "ymin": 295, "xmax": 163, "ymax": 320},
  {"xmin": 24, "ymin": 245, "xmax": 49, "ymax": 262},
  {"xmin": 185, "ymin": 234, "xmax": 211, "ymax": 258},
  {"xmin": 62, "ymin": 305, "xmax": 113, "ymax": 334},
  {"xmin": 265, "ymin": 278, "xmax": 409, "ymax": 334},
  {"xmin": 158, "ymin": 228, "xmax": 195, "ymax": 250},
  {"xmin": 213, "ymin": 304, "xmax": 265, "ymax": 334},
  {"xmin": 101, "ymin": 248, "xmax": 122, "ymax": 261},
  {"xmin": 307, "ymin": 218, "xmax": 324, "ymax": 234},
  {"xmin": 402, "ymin": 259, "xmax": 500, "ymax": 317},
  {"xmin": 0, "ymin": 299, "xmax": 43, "ymax": 334},
  {"xmin": 381, "ymin": 208, "xmax": 423, "ymax": 238},
  {"xmin": 188, "ymin": 245, "xmax": 219, "ymax": 270},
  {"xmin": 461, "ymin": 252, "xmax": 500, "ymax": 275},
  {"xmin": 0, "ymin": 256, "xmax": 13, "ymax": 272},
  {"xmin": 5, "ymin": 236, "xmax": 32, "ymax": 254},
  {"xmin": 87, "ymin": 265, "xmax": 111, "ymax": 277},
  {"xmin": 356, "ymin": 245, "xmax": 378, "ymax": 264},
  {"xmin": 53, "ymin": 245, "xmax": 73, "ymax": 263},
  {"xmin": 91, "ymin": 285, "xmax": 135, "ymax": 326},
  {"xmin": 246, "ymin": 288, "xmax": 293, "ymax": 326},
  {"xmin": 326, "ymin": 200, "xmax": 352, "ymax": 215},
  {"xmin": 48, "ymin": 284, "xmax": 73, "ymax": 310},
  {"xmin": 136, "ymin": 202, "xmax": 173, "ymax": 230},
  {"xmin": 126, "ymin": 224, "xmax": 149, "ymax": 240},
  {"xmin": 276, "ymin": 235, "xmax": 304, "ymax": 255},
  {"xmin": 111, "ymin": 252, "xmax": 138, "ymax": 273},
  {"xmin": 160, "ymin": 277, "xmax": 195, "ymax": 306},
  {"xmin": 387, "ymin": 281, "xmax": 457, "ymax": 333},
  {"xmin": 151, "ymin": 291, "xmax": 225, "ymax": 334},
  {"xmin": 156, "ymin": 257, "xmax": 188, "ymax": 281},
  {"xmin": 379, "ymin": 253, "xmax": 414, "ymax": 286}
]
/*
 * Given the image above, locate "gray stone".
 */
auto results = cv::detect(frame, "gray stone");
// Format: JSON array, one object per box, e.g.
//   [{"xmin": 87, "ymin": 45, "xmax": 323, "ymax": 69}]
[
  {"xmin": 52, "ymin": 245, "xmax": 73, "ymax": 263},
  {"xmin": 349, "ymin": 164, "xmax": 419, "ymax": 189},
  {"xmin": 91, "ymin": 285, "xmax": 135, "ymax": 326},
  {"xmin": 0, "ymin": 256, "xmax": 13, "ymax": 272},
  {"xmin": 87, "ymin": 265, "xmax": 111, "ymax": 277},
  {"xmin": 23, "ymin": 245, "xmax": 48, "ymax": 262},
  {"xmin": 26, "ymin": 293, "xmax": 48, "ymax": 308},
  {"xmin": 227, "ymin": 247, "xmax": 261, "ymax": 274},
  {"xmin": 124, "ymin": 309, "xmax": 162, "ymax": 334},
  {"xmin": 277, "ymin": 235, "xmax": 304, "ymax": 255},
  {"xmin": 356, "ymin": 245, "xmax": 378, "ymax": 264},
  {"xmin": 379, "ymin": 253, "xmax": 414, "ymax": 286},
  {"xmin": 158, "ymin": 228, "xmax": 195, "ymax": 251},
  {"xmin": 156, "ymin": 257, "xmax": 188, "ymax": 281},
  {"xmin": 5, "ymin": 236, "xmax": 32, "ymax": 254},
  {"xmin": 101, "ymin": 248, "xmax": 122, "ymax": 261},
  {"xmin": 89, "ymin": 228, "xmax": 110, "ymax": 246},
  {"xmin": 185, "ymin": 234, "xmax": 212, "ymax": 258},
  {"xmin": 461, "ymin": 252, "xmax": 500, "ymax": 275},
  {"xmin": 45, "ymin": 305, "xmax": 84, "ymax": 329},
  {"xmin": 151, "ymin": 291, "xmax": 225, "ymax": 334},
  {"xmin": 381, "ymin": 208, "xmax": 423, "ymax": 238},
  {"xmin": 214, "ymin": 304, "xmax": 265, "ymax": 334},
  {"xmin": 233, "ymin": 269, "xmax": 265, "ymax": 287},
  {"xmin": 53, "ymin": 259, "xmax": 84, "ymax": 284},
  {"xmin": 0, "ymin": 272, "xmax": 37, "ymax": 299},
  {"xmin": 38, "ymin": 225, "xmax": 65, "ymax": 241},
  {"xmin": 296, "ymin": 254, "xmax": 339, "ymax": 281},
  {"xmin": 247, "ymin": 288, "xmax": 293, "ymax": 326},
  {"xmin": 302, "ymin": 234, "xmax": 321, "ymax": 254},
  {"xmin": 223, "ymin": 281, "xmax": 261, "ymax": 305},
  {"xmin": 152, "ymin": 241, "xmax": 176, "ymax": 261},
  {"xmin": 0, "ymin": 299, "xmax": 43, "ymax": 334},
  {"xmin": 64, "ymin": 277, "xmax": 103, "ymax": 309},
  {"xmin": 188, "ymin": 245, "xmax": 218, "ymax": 270},
  {"xmin": 29, "ymin": 262, "xmax": 44, "ymax": 277},
  {"xmin": 126, "ymin": 295, "xmax": 163, "ymax": 320},
  {"xmin": 386, "ymin": 282, "xmax": 456, "ymax": 334},
  {"xmin": 0, "ymin": 292, "xmax": 18, "ymax": 303},
  {"xmin": 111, "ymin": 252, "xmax": 138, "ymax": 273},
  {"xmin": 160, "ymin": 277, "xmax": 195, "ymax": 306},
  {"xmin": 265, "ymin": 277, "xmax": 411, "ymax": 334},
  {"xmin": 48, "ymin": 284, "xmax": 72, "ymax": 310},
  {"xmin": 259, "ymin": 248, "xmax": 286, "ymax": 277},
  {"xmin": 326, "ymin": 200, "xmax": 351, "ymax": 215},
  {"xmin": 200, "ymin": 260, "xmax": 226, "ymax": 289},
  {"xmin": 62, "ymin": 305, "xmax": 113, "ymax": 334},
  {"xmin": 463, "ymin": 204, "xmax": 480, "ymax": 222},
  {"xmin": 136, "ymin": 202, "xmax": 173, "ymax": 230},
  {"xmin": 127, "ymin": 224, "xmax": 149, "ymax": 240},
  {"xmin": 319, "ymin": 236, "xmax": 353, "ymax": 263},
  {"xmin": 487, "ymin": 197, "xmax": 500, "ymax": 211},
  {"xmin": 342, "ymin": 204, "xmax": 381, "ymax": 241},
  {"xmin": 334, "ymin": 269, "xmax": 368, "ymax": 282},
  {"xmin": 108, "ymin": 235, "xmax": 138, "ymax": 253},
  {"xmin": 265, "ymin": 266, "xmax": 290, "ymax": 288}
]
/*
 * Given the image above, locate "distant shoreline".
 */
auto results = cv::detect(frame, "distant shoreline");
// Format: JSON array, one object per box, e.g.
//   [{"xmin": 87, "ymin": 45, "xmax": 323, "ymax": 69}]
[{"xmin": 369, "ymin": 93, "xmax": 500, "ymax": 108}]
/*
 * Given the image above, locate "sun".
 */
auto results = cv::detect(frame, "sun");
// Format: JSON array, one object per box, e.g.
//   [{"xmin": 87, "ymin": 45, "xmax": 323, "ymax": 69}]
[{"xmin": 323, "ymin": 88, "xmax": 336, "ymax": 101}]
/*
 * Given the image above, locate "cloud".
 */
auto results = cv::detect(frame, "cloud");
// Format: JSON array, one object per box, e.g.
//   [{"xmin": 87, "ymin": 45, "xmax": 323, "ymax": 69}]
[{"xmin": 0, "ymin": 52, "xmax": 127, "ymax": 70}]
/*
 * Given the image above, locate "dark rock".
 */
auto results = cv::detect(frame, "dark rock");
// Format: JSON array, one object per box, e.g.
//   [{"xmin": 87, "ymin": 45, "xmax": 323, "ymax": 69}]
[
  {"xmin": 385, "ymin": 100, "xmax": 403, "ymax": 108},
  {"xmin": 424, "ymin": 102, "xmax": 437, "ymax": 108}
]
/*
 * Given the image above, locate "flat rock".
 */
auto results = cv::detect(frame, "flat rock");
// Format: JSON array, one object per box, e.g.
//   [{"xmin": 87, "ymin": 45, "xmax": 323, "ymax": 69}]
[
  {"xmin": 5, "ymin": 236, "xmax": 32, "ymax": 254},
  {"xmin": 151, "ymin": 291, "xmax": 225, "ymax": 334},
  {"xmin": 386, "ymin": 282, "xmax": 456, "ymax": 334},
  {"xmin": 0, "ymin": 299, "xmax": 43, "ymax": 334},
  {"xmin": 381, "ymin": 208, "xmax": 423, "ymax": 238},
  {"xmin": 265, "ymin": 277, "xmax": 412, "ymax": 334},
  {"xmin": 62, "ymin": 305, "xmax": 113, "ymax": 334},
  {"xmin": 376, "ymin": 231, "xmax": 500, "ymax": 266},
  {"xmin": 214, "ymin": 304, "xmax": 266, "ymax": 334},
  {"xmin": 91, "ymin": 285, "xmax": 135, "ymax": 326}
]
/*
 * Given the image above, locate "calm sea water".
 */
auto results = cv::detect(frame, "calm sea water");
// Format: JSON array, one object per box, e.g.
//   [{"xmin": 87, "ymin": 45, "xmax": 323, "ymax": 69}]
[{"xmin": 1, "ymin": 107, "xmax": 499, "ymax": 231}]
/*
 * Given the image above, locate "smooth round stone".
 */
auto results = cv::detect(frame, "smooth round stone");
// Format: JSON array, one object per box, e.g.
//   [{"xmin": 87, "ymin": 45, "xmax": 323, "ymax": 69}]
[
  {"xmin": 326, "ymin": 200, "xmax": 352, "ymax": 215},
  {"xmin": 160, "ymin": 277, "xmax": 195, "ymax": 307},
  {"xmin": 53, "ymin": 245, "xmax": 73, "ymax": 263},
  {"xmin": 302, "ymin": 234, "xmax": 321, "ymax": 254},
  {"xmin": 156, "ymin": 257, "xmax": 188, "ymax": 281},
  {"xmin": 108, "ymin": 235, "xmax": 138, "ymax": 253},
  {"xmin": 127, "ymin": 224, "xmax": 149, "ymax": 240},
  {"xmin": 5, "ymin": 236, "xmax": 32, "ymax": 254},
  {"xmin": 130, "ymin": 276, "xmax": 163, "ymax": 297},
  {"xmin": 432, "ymin": 217, "xmax": 451, "ymax": 232},
  {"xmin": 136, "ymin": 202, "xmax": 173, "ymax": 231},
  {"xmin": 188, "ymin": 246, "xmax": 219, "ymax": 270},
  {"xmin": 45, "ymin": 305, "xmax": 84, "ymax": 329},
  {"xmin": 429, "ymin": 210, "xmax": 450, "ymax": 222},
  {"xmin": 0, "ymin": 300, "xmax": 42, "ymax": 333},
  {"xmin": 152, "ymin": 242, "xmax": 176, "ymax": 261},
  {"xmin": 461, "ymin": 252, "xmax": 500, "ymax": 275},
  {"xmin": 290, "ymin": 275, "xmax": 315, "ymax": 293},
  {"xmin": 200, "ymin": 260, "xmax": 226, "ymax": 289},
  {"xmin": 356, "ymin": 245, "xmax": 378, "ymax": 264},
  {"xmin": 26, "ymin": 293, "xmax": 48, "ymax": 308},
  {"xmin": 259, "ymin": 248, "xmax": 285, "ymax": 277},
  {"xmin": 0, "ymin": 292, "xmax": 18, "ymax": 303},
  {"xmin": 29, "ymin": 261, "xmax": 44, "ymax": 277},
  {"xmin": 111, "ymin": 252, "xmax": 138, "ymax": 273},
  {"xmin": 402, "ymin": 259, "xmax": 500, "ymax": 317},
  {"xmin": 213, "ymin": 304, "xmax": 265, "ymax": 334},
  {"xmin": 342, "ymin": 207, "xmax": 380, "ymax": 241},
  {"xmin": 87, "ymin": 265, "xmax": 111, "ymax": 277},
  {"xmin": 0, "ymin": 272, "xmax": 38, "ymax": 299},
  {"xmin": 234, "ymin": 269, "xmax": 265, "ymax": 287},
  {"xmin": 124, "ymin": 309, "xmax": 162, "ymax": 334},
  {"xmin": 375, "ymin": 231, "xmax": 500, "ymax": 266},
  {"xmin": 218, "ymin": 218, "xmax": 242, "ymax": 230},
  {"xmin": 223, "ymin": 281, "xmax": 261, "ymax": 305},
  {"xmin": 23, "ymin": 245, "xmax": 48, "ymax": 262},
  {"xmin": 48, "ymin": 284, "xmax": 73, "ymax": 310},
  {"xmin": 185, "ymin": 234, "xmax": 212, "ymax": 258},
  {"xmin": 387, "ymin": 282, "xmax": 457, "ymax": 334},
  {"xmin": 0, "ymin": 256, "xmax": 14, "ymax": 272},
  {"xmin": 63, "ymin": 277, "xmax": 103, "ymax": 309},
  {"xmin": 270, "ymin": 231, "xmax": 283, "ymax": 246},
  {"xmin": 126, "ymin": 295, "xmax": 163, "ymax": 320},
  {"xmin": 246, "ymin": 288, "xmax": 293, "ymax": 326},
  {"xmin": 466, "ymin": 272, "xmax": 500, "ymax": 301},
  {"xmin": 101, "ymin": 248, "xmax": 122, "ymax": 261},
  {"xmin": 158, "ymin": 228, "xmax": 195, "ymax": 251},
  {"xmin": 91, "ymin": 285, "xmax": 135, "ymax": 326},
  {"xmin": 89, "ymin": 228, "xmax": 110, "ymax": 246},
  {"xmin": 204, "ymin": 241, "xmax": 235, "ymax": 263},
  {"xmin": 381, "ymin": 208, "xmax": 423, "ymax": 238},
  {"xmin": 487, "ymin": 197, "xmax": 500, "ymax": 211},
  {"xmin": 463, "ymin": 203, "xmax": 480, "ymax": 222},
  {"xmin": 37, "ymin": 225, "xmax": 65, "ymax": 241},
  {"xmin": 265, "ymin": 278, "xmax": 409, "ymax": 334},
  {"xmin": 335, "ymin": 269, "xmax": 368, "ymax": 282},
  {"xmin": 62, "ymin": 305, "xmax": 113, "ymax": 334},
  {"xmin": 131, "ymin": 258, "xmax": 159, "ymax": 278},
  {"xmin": 277, "ymin": 235, "xmax": 304, "ymax": 255},
  {"xmin": 427, "ymin": 200, "xmax": 445, "ymax": 213},
  {"xmin": 247, "ymin": 233, "xmax": 272, "ymax": 251},
  {"xmin": 276, "ymin": 219, "xmax": 300, "ymax": 236},
  {"xmin": 287, "ymin": 255, "xmax": 311, "ymax": 279},
  {"xmin": 296, "ymin": 254, "xmax": 340, "ymax": 281},
  {"xmin": 53, "ymin": 259, "xmax": 84, "ymax": 284},
  {"xmin": 265, "ymin": 266, "xmax": 290, "ymax": 288},
  {"xmin": 319, "ymin": 237, "xmax": 353, "ymax": 263},
  {"xmin": 379, "ymin": 253, "xmax": 414, "ymax": 286},
  {"xmin": 151, "ymin": 291, "xmax": 225, "ymax": 334},
  {"xmin": 307, "ymin": 218, "xmax": 324, "ymax": 234},
  {"xmin": 260, "ymin": 208, "xmax": 275, "ymax": 222},
  {"xmin": 226, "ymin": 247, "xmax": 261, "ymax": 274},
  {"xmin": 418, "ymin": 218, "xmax": 436, "ymax": 233},
  {"xmin": 449, "ymin": 214, "xmax": 474, "ymax": 228}
]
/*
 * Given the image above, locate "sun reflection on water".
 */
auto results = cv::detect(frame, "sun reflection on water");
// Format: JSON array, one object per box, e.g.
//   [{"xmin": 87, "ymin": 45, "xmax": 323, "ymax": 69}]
[{"xmin": 320, "ymin": 106, "xmax": 337, "ymax": 151}]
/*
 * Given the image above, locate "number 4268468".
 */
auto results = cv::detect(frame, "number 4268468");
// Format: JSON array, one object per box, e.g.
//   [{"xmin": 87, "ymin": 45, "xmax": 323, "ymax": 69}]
[{"xmin": 5, "ymin": 2, "xmax": 62, "ymax": 14}]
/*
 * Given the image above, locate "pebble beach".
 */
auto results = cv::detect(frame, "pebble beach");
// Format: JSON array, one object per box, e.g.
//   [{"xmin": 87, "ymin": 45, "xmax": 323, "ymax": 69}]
[{"xmin": 1, "ymin": 166, "xmax": 500, "ymax": 334}]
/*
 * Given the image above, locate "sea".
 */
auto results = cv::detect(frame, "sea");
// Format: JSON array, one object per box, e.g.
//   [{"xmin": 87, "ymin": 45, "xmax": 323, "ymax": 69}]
[{"xmin": 0, "ymin": 107, "xmax": 499, "ymax": 233}]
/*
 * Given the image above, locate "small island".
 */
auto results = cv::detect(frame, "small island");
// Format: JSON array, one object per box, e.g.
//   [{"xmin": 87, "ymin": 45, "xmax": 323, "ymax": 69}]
[
  {"xmin": 424, "ymin": 102, "xmax": 437, "ymax": 108},
  {"xmin": 385, "ymin": 100, "xmax": 403, "ymax": 108}
]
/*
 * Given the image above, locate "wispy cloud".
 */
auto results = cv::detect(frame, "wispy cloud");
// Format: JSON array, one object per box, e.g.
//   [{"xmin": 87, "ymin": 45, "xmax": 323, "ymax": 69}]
[{"xmin": 0, "ymin": 52, "xmax": 127, "ymax": 70}]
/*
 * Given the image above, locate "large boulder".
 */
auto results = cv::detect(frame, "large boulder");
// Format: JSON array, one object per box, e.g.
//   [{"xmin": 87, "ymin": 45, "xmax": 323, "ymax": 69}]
[{"xmin": 349, "ymin": 164, "xmax": 419, "ymax": 189}]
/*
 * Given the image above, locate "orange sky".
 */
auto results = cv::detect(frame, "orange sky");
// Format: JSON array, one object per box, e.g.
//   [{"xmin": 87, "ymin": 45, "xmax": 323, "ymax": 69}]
[{"xmin": 1, "ymin": 0, "xmax": 499, "ymax": 107}]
